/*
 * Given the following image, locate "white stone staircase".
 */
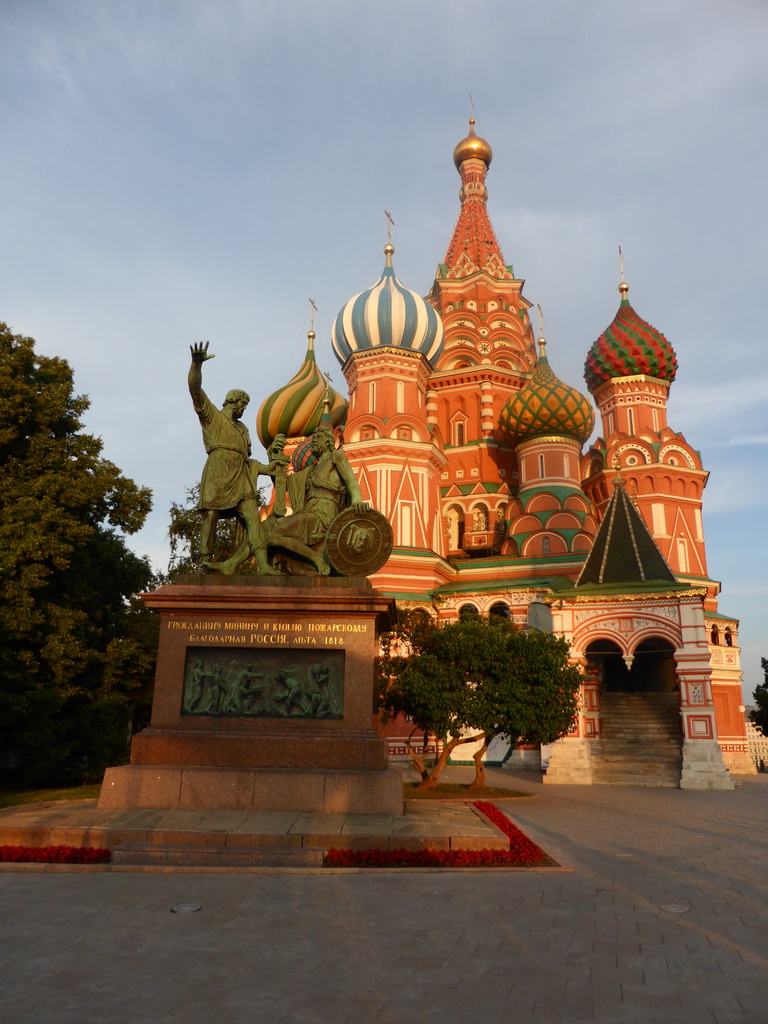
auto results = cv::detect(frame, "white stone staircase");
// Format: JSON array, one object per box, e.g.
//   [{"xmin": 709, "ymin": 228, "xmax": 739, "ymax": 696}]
[{"xmin": 591, "ymin": 692, "xmax": 683, "ymax": 787}]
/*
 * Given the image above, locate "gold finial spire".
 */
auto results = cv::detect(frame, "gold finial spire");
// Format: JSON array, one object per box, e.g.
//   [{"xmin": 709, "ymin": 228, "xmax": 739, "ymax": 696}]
[
  {"xmin": 384, "ymin": 209, "xmax": 395, "ymax": 245},
  {"xmin": 612, "ymin": 450, "xmax": 623, "ymax": 485},
  {"xmin": 383, "ymin": 210, "xmax": 395, "ymax": 266},
  {"xmin": 536, "ymin": 302, "xmax": 547, "ymax": 358},
  {"xmin": 307, "ymin": 298, "xmax": 318, "ymax": 346},
  {"xmin": 320, "ymin": 370, "xmax": 333, "ymax": 423},
  {"xmin": 618, "ymin": 245, "xmax": 629, "ymax": 300}
]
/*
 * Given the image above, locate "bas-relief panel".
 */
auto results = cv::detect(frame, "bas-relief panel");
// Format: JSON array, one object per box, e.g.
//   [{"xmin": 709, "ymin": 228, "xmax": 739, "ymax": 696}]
[
  {"xmin": 688, "ymin": 682, "xmax": 704, "ymax": 705},
  {"xmin": 574, "ymin": 605, "xmax": 680, "ymax": 628},
  {"xmin": 181, "ymin": 648, "xmax": 344, "ymax": 720}
]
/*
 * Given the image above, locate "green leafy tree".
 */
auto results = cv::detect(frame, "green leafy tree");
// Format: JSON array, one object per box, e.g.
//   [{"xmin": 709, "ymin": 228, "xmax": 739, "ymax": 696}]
[
  {"xmin": 0, "ymin": 323, "xmax": 156, "ymax": 784},
  {"xmin": 380, "ymin": 610, "xmax": 582, "ymax": 789},
  {"xmin": 749, "ymin": 658, "xmax": 768, "ymax": 738}
]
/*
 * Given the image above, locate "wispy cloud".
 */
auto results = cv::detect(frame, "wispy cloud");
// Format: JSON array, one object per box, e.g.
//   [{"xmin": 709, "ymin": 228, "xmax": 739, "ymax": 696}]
[
  {"xmin": 724, "ymin": 435, "xmax": 768, "ymax": 447},
  {"xmin": 672, "ymin": 376, "xmax": 768, "ymax": 427},
  {"xmin": 704, "ymin": 467, "xmax": 768, "ymax": 514}
]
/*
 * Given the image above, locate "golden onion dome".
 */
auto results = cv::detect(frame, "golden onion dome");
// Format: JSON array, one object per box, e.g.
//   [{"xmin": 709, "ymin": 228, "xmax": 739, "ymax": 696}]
[
  {"xmin": 256, "ymin": 330, "xmax": 348, "ymax": 449},
  {"xmin": 453, "ymin": 118, "xmax": 493, "ymax": 169}
]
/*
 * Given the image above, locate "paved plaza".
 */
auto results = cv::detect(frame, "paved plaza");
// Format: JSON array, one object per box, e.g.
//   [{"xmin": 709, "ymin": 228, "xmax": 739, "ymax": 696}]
[{"xmin": 1, "ymin": 768, "xmax": 767, "ymax": 1023}]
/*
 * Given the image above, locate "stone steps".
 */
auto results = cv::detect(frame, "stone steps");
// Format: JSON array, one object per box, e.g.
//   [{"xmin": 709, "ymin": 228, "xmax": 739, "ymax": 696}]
[
  {"xmin": 591, "ymin": 751, "xmax": 681, "ymax": 765},
  {"xmin": 111, "ymin": 843, "xmax": 325, "ymax": 868},
  {"xmin": 591, "ymin": 693, "xmax": 682, "ymax": 787},
  {"xmin": 589, "ymin": 773, "xmax": 680, "ymax": 788}
]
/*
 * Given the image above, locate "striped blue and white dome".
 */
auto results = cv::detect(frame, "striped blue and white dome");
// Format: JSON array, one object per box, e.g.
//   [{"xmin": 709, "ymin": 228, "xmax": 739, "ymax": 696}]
[{"xmin": 332, "ymin": 245, "xmax": 444, "ymax": 367}]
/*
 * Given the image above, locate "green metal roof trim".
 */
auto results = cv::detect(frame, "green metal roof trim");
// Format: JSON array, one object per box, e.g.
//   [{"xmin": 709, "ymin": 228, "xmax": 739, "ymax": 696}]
[
  {"xmin": 576, "ymin": 480, "xmax": 676, "ymax": 588},
  {"xmin": 510, "ymin": 528, "xmax": 587, "ymax": 544},
  {"xmin": 556, "ymin": 579, "xmax": 690, "ymax": 598},
  {"xmin": 676, "ymin": 572, "xmax": 718, "ymax": 586},
  {"xmin": 387, "ymin": 549, "xmax": 455, "ymax": 571},
  {"xmin": 478, "ymin": 548, "xmax": 587, "ymax": 567},
  {"xmin": 379, "ymin": 591, "xmax": 435, "ymax": 603},
  {"xmin": 432, "ymin": 574, "xmax": 575, "ymax": 596},
  {"xmin": 440, "ymin": 481, "xmax": 505, "ymax": 496},
  {"xmin": 452, "ymin": 552, "xmax": 584, "ymax": 571},
  {"xmin": 516, "ymin": 484, "xmax": 591, "ymax": 503}
]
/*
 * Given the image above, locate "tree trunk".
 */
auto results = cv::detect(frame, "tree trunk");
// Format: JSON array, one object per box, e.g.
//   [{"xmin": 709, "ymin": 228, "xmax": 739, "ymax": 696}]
[
  {"xmin": 468, "ymin": 736, "xmax": 489, "ymax": 790},
  {"xmin": 404, "ymin": 727, "xmax": 430, "ymax": 781},
  {"xmin": 413, "ymin": 733, "xmax": 486, "ymax": 790}
]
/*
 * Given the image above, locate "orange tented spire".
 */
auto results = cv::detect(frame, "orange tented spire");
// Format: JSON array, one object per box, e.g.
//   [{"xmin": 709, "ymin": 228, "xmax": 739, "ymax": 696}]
[{"xmin": 442, "ymin": 119, "xmax": 513, "ymax": 280}]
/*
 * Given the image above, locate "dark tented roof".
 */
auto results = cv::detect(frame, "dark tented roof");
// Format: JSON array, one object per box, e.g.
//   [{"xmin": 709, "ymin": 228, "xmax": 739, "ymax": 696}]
[{"xmin": 576, "ymin": 480, "xmax": 677, "ymax": 588}]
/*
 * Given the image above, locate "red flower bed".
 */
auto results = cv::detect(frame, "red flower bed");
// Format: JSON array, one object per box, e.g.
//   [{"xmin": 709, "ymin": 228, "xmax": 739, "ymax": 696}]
[
  {"xmin": 325, "ymin": 846, "xmax": 536, "ymax": 868},
  {"xmin": 0, "ymin": 845, "xmax": 111, "ymax": 864},
  {"xmin": 471, "ymin": 801, "xmax": 546, "ymax": 863},
  {"xmin": 324, "ymin": 802, "xmax": 547, "ymax": 868}
]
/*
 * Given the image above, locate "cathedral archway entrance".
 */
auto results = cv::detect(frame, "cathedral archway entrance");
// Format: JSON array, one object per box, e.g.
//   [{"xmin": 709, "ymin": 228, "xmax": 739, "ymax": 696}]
[
  {"xmin": 585, "ymin": 637, "xmax": 682, "ymax": 786},
  {"xmin": 585, "ymin": 637, "xmax": 677, "ymax": 693}
]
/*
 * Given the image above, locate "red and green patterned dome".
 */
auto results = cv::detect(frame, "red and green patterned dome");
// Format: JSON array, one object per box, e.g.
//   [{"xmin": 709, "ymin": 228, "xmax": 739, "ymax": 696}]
[
  {"xmin": 499, "ymin": 343, "xmax": 595, "ymax": 446},
  {"xmin": 584, "ymin": 283, "xmax": 677, "ymax": 393}
]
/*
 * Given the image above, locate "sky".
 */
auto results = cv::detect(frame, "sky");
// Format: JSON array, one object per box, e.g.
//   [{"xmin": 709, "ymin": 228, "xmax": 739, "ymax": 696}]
[{"xmin": 1, "ymin": 0, "xmax": 766, "ymax": 696}]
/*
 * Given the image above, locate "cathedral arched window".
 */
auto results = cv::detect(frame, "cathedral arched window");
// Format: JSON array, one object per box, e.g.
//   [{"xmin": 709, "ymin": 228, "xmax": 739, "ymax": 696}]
[
  {"xmin": 489, "ymin": 602, "xmax": 510, "ymax": 619},
  {"xmin": 725, "ymin": 628, "xmax": 733, "ymax": 647},
  {"xmin": 677, "ymin": 538, "xmax": 689, "ymax": 573},
  {"xmin": 459, "ymin": 603, "xmax": 479, "ymax": 620},
  {"xmin": 401, "ymin": 504, "xmax": 413, "ymax": 546},
  {"xmin": 710, "ymin": 624, "xmax": 719, "ymax": 645},
  {"xmin": 445, "ymin": 506, "xmax": 464, "ymax": 550},
  {"xmin": 541, "ymin": 536, "xmax": 551, "ymax": 555}
]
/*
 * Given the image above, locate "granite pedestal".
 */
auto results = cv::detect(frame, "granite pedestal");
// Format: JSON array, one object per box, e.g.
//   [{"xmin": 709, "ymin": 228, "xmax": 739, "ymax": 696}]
[{"xmin": 99, "ymin": 576, "xmax": 403, "ymax": 814}]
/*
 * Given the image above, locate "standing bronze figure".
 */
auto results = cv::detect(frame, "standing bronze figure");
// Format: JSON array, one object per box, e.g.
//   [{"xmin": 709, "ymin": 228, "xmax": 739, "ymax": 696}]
[{"xmin": 188, "ymin": 342, "xmax": 285, "ymax": 574}]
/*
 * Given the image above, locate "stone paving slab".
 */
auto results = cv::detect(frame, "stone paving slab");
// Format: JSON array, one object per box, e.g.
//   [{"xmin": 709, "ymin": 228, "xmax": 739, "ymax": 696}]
[
  {"xmin": 0, "ymin": 790, "xmax": 510, "ymax": 853},
  {"xmin": 2, "ymin": 769, "xmax": 767, "ymax": 1023}
]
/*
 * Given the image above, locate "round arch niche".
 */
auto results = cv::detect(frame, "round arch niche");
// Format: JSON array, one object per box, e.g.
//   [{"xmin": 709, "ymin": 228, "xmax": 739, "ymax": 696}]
[
  {"xmin": 489, "ymin": 602, "xmax": 510, "ymax": 619},
  {"xmin": 458, "ymin": 603, "xmax": 479, "ymax": 620}
]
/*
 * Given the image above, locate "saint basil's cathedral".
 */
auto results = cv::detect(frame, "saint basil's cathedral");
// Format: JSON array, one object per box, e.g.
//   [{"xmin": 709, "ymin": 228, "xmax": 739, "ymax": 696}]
[{"xmin": 257, "ymin": 121, "xmax": 750, "ymax": 788}]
